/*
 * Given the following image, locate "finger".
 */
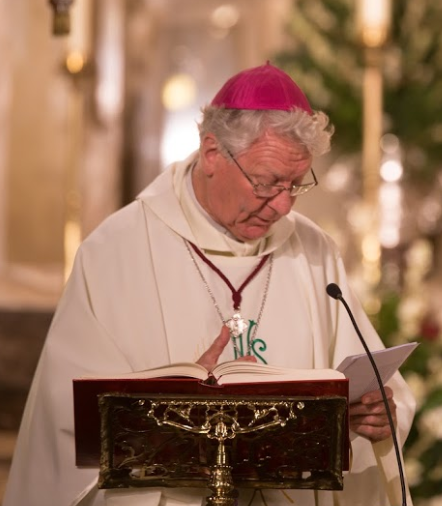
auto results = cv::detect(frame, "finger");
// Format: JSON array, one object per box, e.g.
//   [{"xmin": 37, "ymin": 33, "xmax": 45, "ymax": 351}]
[
  {"xmin": 196, "ymin": 326, "xmax": 230, "ymax": 371},
  {"xmin": 207, "ymin": 325, "xmax": 231, "ymax": 356},
  {"xmin": 350, "ymin": 413, "xmax": 390, "ymax": 427},
  {"xmin": 349, "ymin": 398, "xmax": 396, "ymax": 417},
  {"xmin": 350, "ymin": 399, "xmax": 397, "ymax": 439},
  {"xmin": 350, "ymin": 422, "xmax": 393, "ymax": 442},
  {"xmin": 361, "ymin": 386, "xmax": 394, "ymax": 405},
  {"xmin": 235, "ymin": 355, "xmax": 257, "ymax": 363}
]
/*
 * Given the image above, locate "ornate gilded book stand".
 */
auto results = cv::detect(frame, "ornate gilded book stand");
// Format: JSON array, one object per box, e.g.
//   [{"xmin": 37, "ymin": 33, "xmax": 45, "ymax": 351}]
[{"xmin": 96, "ymin": 392, "xmax": 348, "ymax": 506}]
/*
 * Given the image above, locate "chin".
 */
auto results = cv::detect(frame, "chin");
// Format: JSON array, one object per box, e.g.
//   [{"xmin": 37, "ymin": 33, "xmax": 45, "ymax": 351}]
[{"xmin": 235, "ymin": 226, "xmax": 270, "ymax": 242}]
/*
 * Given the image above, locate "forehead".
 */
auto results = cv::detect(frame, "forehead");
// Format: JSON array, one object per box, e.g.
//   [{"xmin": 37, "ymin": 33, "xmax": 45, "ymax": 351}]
[{"xmin": 239, "ymin": 132, "xmax": 312, "ymax": 173}]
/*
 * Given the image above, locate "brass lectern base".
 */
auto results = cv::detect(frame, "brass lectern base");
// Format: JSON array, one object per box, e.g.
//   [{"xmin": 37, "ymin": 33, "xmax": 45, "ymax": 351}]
[{"xmin": 97, "ymin": 392, "xmax": 348, "ymax": 505}]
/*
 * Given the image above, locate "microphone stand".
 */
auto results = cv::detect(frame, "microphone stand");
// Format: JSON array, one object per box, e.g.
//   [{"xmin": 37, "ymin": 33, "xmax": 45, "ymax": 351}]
[{"xmin": 326, "ymin": 283, "xmax": 407, "ymax": 506}]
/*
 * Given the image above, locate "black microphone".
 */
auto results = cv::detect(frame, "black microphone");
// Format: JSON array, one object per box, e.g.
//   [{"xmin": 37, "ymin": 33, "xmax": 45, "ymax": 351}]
[{"xmin": 326, "ymin": 282, "xmax": 407, "ymax": 506}]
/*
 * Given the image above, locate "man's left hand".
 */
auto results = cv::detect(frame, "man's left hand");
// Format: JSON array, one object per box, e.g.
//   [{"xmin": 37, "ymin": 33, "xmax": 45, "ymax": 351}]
[{"xmin": 349, "ymin": 386, "xmax": 396, "ymax": 442}]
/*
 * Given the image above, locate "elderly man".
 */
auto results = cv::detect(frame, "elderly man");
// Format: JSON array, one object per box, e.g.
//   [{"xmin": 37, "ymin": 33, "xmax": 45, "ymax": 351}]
[{"xmin": 4, "ymin": 63, "xmax": 415, "ymax": 506}]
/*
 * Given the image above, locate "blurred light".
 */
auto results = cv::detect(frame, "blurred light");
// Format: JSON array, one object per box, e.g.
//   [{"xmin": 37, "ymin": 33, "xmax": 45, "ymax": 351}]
[
  {"xmin": 398, "ymin": 295, "xmax": 425, "ymax": 337},
  {"xmin": 161, "ymin": 110, "xmax": 200, "ymax": 168},
  {"xmin": 324, "ymin": 163, "xmax": 352, "ymax": 192},
  {"xmin": 211, "ymin": 4, "xmax": 240, "ymax": 29},
  {"xmin": 379, "ymin": 183, "xmax": 402, "ymax": 210},
  {"xmin": 64, "ymin": 219, "xmax": 81, "ymax": 282},
  {"xmin": 347, "ymin": 202, "xmax": 375, "ymax": 231},
  {"xmin": 66, "ymin": 51, "xmax": 85, "ymax": 74},
  {"xmin": 405, "ymin": 239, "xmax": 434, "ymax": 278},
  {"xmin": 379, "ymin": 182, "xmax": 402, "ymax": 248},
  {"xmin": 364, "ymin": 296, "xmax": 381, "ymax": 315},
  {"xmin": 419, "ymin": 407, "xmax": 442, "ymax": 439},
  {"xmin": 418, "ymin": 197, "xmax": 442, "ymax": 234},
  {"xmin": 94, "ymin": 0, "xmax": 124, "ymax": 122},
  {"xmin": 162, "ymin": 73, "xmax": 197, "ymax": 111},
  {"xmin": 380, "ymin": 133, "xmax": 400, "ymax": 154},
  {"xmin": 356, "ymin": 0, "xmax": 391, "ymax": 48},
  {"xmin": 379, "ymin": 226, "xmax": 400, "ymax": 248},
  {"xmin": 403, "ymin": 373, "xmax": 427, "ymax": 411},
  {"xmin": 380, "ymin": 159, "xmax": 403, "ymax": 182},
  {"xmin": 362, "ymin": 234, "xmax": 381, "ymax": 262},
  {"xmin": 383, "ymin": 261, "xmax": 401, "ymax": 288}
]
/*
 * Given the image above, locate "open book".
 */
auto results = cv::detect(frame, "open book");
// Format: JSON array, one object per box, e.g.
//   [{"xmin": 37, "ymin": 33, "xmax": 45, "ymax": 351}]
[
  {"xmin": 81, "ymin": 341, "xmax": 417, "ymax": 395},
  {"xmin": 83, "ymin": 360, "xmax": 344, "ymax": 385}
]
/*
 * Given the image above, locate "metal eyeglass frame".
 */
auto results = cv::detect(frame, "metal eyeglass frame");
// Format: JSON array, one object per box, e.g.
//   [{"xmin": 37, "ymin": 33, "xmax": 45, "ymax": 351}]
[{"xmin": 225, "ymin": 148, "xmax": 318, "ymax": 198}]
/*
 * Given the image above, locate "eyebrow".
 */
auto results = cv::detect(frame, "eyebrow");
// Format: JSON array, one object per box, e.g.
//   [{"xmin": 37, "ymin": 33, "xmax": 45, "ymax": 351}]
[
  {"xmin": 253, "ymin": 169, "xmax": 305, "ymax": 187},
  {"xmin": 243, "ymin": 157, "xmax": 309, "ymax": 185}
]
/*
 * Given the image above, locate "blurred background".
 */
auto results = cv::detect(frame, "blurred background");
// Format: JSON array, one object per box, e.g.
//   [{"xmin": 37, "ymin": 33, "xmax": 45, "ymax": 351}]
[{"xmin": 0, "ymin": 0, "xmax": 441, "ymax": 504}]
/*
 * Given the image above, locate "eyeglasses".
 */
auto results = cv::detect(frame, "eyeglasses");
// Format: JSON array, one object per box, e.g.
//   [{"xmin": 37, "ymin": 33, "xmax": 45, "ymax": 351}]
[{"xmin": 225, "ymin": 149, "xmax": 318, "ymax": 198}]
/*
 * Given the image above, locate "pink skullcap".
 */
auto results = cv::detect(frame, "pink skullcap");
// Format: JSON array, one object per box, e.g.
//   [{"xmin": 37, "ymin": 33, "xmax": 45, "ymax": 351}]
[{"xmin": 211, "ymin": 62, "xmax": 312, "ymax": 114}]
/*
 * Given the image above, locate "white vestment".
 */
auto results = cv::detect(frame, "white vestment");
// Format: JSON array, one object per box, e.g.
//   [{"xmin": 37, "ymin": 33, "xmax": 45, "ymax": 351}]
[{"xmin": 4, "ymin": 154, "xmax": 415, "ymax": 506}]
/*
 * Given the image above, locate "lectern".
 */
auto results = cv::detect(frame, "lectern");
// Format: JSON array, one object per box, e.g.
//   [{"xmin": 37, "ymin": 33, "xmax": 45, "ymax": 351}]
[{"xmin": 74, "ymin": 377, "xmax": 349, "ymax": 506}]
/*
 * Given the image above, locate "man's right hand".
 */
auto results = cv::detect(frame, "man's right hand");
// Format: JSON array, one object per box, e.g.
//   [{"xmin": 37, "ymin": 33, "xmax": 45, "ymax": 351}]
[{"xmin": 196, "ymin": 326, "xmax": 257, "ymax": 371}]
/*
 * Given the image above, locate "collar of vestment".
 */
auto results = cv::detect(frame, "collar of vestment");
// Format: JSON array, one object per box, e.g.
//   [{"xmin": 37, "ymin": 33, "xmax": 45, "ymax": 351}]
[{"xmin": 137, "ymin": 151, "xmax": 297, "ymax": 257}]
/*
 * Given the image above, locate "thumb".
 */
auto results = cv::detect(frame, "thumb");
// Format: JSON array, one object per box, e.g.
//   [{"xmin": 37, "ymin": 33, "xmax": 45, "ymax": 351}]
[{"xmin": 196, "ymin": 326, "xmax": 230, "ymax": 371}]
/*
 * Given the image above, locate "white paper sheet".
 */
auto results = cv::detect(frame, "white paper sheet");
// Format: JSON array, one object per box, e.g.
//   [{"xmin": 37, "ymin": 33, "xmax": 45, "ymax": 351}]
[{"xmin": 336, "ymin": 342, "xmax": 418, "ymax": 402}]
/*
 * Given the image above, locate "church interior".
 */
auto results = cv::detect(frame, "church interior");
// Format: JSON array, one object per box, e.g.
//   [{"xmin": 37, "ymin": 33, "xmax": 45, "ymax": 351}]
[{"xmin": 0, "ymin": 0, "xmax": 442, "ymax": 504}]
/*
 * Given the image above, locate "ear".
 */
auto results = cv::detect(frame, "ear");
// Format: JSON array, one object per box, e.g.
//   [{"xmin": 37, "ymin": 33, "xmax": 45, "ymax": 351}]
[{"xmin": 200, "ymin": 134, "xmax": 222, "ymax": 176}]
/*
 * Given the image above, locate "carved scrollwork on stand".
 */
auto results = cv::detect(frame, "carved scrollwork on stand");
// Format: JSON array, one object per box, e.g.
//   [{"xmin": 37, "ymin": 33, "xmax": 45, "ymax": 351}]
[{"xmin": 98, "ymin": 393, "xmax": 347, "ymax": 506}]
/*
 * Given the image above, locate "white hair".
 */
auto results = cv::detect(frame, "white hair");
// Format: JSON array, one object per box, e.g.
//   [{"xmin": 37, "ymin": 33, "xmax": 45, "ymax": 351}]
[{"xmin": 198, "ymin": 106, "xmax": 334, "ymax": 157}]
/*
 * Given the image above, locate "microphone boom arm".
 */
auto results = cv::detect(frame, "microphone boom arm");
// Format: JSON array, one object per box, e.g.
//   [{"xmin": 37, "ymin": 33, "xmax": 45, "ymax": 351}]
[{"xmin": 327, "ymin": 283, "xmax": 407, "ymax": 506}]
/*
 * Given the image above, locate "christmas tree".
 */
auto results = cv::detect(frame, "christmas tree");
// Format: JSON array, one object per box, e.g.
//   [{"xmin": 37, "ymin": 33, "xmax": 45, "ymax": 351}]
[{"xmin": 274, "ymin": 1, "xmax": 442, "ymax": 503}]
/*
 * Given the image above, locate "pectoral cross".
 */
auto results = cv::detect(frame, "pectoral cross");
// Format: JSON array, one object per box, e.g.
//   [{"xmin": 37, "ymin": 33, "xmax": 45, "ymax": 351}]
[{"xmin": 226, "ymin": 311, "xmax": 248, "ymax": 338}]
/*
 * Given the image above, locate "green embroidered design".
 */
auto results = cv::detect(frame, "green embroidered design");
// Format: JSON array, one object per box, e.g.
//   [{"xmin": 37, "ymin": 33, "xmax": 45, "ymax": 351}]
[{"xmin": 233, "ymin": 320, "xmax": 267, "ymax": 364}]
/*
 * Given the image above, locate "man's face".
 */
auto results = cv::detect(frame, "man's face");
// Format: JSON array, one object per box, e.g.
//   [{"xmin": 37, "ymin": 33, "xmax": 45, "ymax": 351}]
[{"xmin": 200, "ymin": 131, "xmax": 313, "ymax": 242}]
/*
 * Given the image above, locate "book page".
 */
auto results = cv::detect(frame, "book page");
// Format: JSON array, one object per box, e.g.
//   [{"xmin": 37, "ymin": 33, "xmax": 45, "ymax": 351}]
[
  {"xmin": 214, "ymin": 361, "xmax": 345, "ymax": 385},
  {"xmin": 336, "ymin": 342, "xmax": 418, "ymax": 402},
  {"xmin": 79, "ymin": 360, "xmax": 345, "ymax": 384},
  {"xmin": 81, "ymin": 362, "xmax": 209, "ymax": 381}
]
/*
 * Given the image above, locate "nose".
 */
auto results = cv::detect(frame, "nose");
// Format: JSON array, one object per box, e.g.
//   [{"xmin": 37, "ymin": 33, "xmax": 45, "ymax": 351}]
[{"xmin": 267, "ymin": 190, "xmax": 294, "ymax": 216}]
